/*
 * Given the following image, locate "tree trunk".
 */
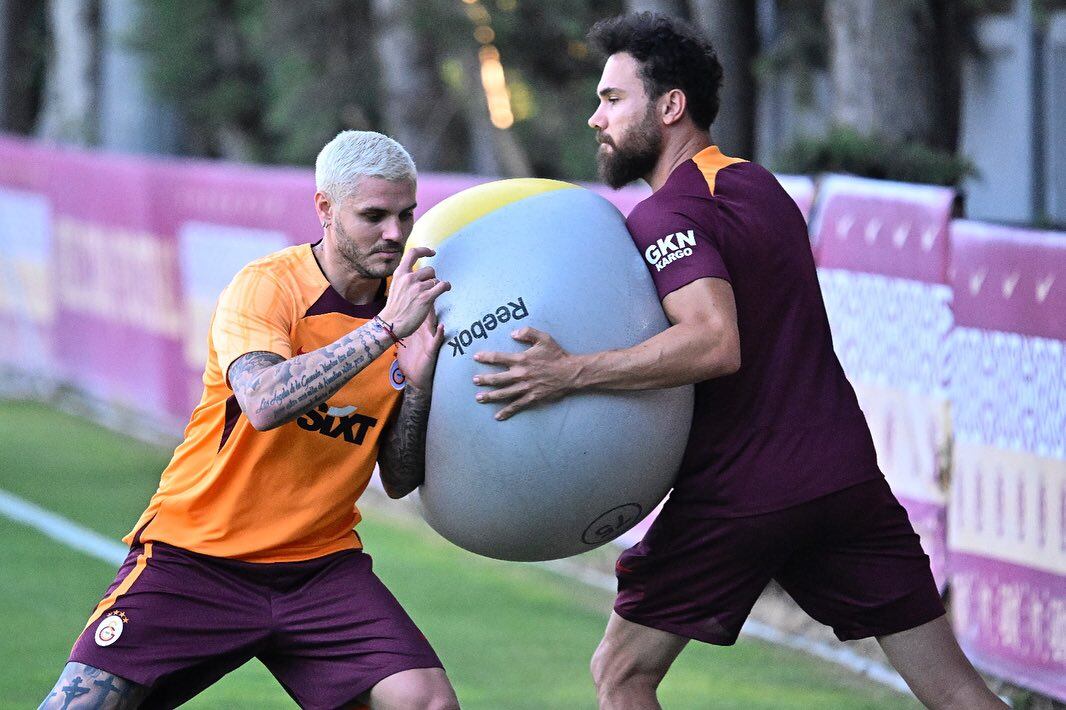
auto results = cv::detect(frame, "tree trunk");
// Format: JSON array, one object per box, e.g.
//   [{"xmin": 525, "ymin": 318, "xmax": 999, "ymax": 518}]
[
  {"xmin": 36, "ymin": 0, "xmax": 98, "ymax": 144},
  {"xmin": 826, "ymin": 0, "xmax": 939, "ymax": 144},
  {"xmin": 98, "ymin": 0, "xmax": 180, "ymax": 154},
  {"xmin": 205, "ymin": 6, "xmax": 259, "ymax": 162},
  {"xmin": 927, "ymin": 0, "xmax": 963, "ymax": 151},
  {"xmin": 371, "ymin": 0, "xmax": 451, "ymax": 170},
  {"xmin": 688, "ymin": 0, "xmax": 757, "ymax": 156},
  {"xmin": 456, "ymin": 52, "xmax": 532, "ymax": 177},
  {"xmin": 252, "ymin": 0, "xmax": 379, "ymax": 163},
  {"xmin": 0, "ymin": 0, "xmax": 17, "ymax": 129}
]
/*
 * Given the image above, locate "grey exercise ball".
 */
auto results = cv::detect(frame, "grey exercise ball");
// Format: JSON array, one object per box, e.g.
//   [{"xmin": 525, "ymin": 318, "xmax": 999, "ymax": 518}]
[{"xmin": 406, "ymin": 179, "xmax": 693, "ymax": 561}]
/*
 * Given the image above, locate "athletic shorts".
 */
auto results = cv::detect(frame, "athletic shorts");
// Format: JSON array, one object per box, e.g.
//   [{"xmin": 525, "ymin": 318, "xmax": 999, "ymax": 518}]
[
  {"xmin": 69, "ymin": 542, "xmax": 443, "ymax": 709},
  {"xmin": 614, "ymin": 477, "xmax": 945, "ymax": 645}
]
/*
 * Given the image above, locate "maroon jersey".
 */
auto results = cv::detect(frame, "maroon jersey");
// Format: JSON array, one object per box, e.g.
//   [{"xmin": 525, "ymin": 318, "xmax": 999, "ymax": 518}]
[{"xmin": 626, "ymin": 146, "xmax": 881, "ymax": 517}]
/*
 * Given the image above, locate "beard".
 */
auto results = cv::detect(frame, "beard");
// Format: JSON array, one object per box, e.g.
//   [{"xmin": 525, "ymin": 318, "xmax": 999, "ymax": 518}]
[
  {"xmin": 335, "ymin": 219, "xmax": 402, "ymax": 279},
  {"xmin": 597, "ymin": 107, "xmax": 662, "ymax": 189}
]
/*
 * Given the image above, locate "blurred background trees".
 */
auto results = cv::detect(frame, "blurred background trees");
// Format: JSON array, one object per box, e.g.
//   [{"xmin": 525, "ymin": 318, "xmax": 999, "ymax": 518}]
[
  {"xmin": 2, "ymin": 0, "xmax": 1061, "ymax": 224},
  {"xmin": 0, "ymin": 0, "xmax": 48, "ymax": 137}
]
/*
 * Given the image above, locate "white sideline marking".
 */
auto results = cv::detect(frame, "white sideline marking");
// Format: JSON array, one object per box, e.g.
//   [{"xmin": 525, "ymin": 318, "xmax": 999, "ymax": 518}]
[
  {"xmin": 537, "ymin": 558, "xmax": 914, "ymax": 696},
  {"xmin": 0, "ymin": 485, "xmax": 941, "ymax": 700},
  {"xmin": 0, "ymin": 489, "xmax": 127, "ymax": 566}
]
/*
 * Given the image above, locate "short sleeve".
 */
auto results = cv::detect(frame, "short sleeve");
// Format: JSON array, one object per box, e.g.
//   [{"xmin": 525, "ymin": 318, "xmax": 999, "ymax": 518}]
[
  {"xmin": 626, "ymin": 201, "xmax": 731, "ymax": 300},
  {"xmin": 212, "ymin": 266, "xmax": 294, "ymax": 383}
]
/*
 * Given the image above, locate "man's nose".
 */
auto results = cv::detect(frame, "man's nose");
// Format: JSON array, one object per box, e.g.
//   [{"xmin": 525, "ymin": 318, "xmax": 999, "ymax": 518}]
[
  {"xmin": 588, "ymin": 106, "xmax": 605, "ymax": 130},
  {"xmin": 382, "ymin": 218, "xmax": 404, "ymax": 241}
]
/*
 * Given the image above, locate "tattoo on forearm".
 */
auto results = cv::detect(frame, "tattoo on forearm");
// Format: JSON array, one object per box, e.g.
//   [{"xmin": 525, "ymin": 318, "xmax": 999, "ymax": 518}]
[
  {"xmin": 378, "ymin": 384, "xmax": 432, "ymax": 497},
  {"xmin": 229, "ymin": 351, "xmax": 285, "ymax": 389},
  {"xmin": 40, "ymin": 662, "xmax": 147, "ymax": 709},
  {"xmin": 358, "ymin": 326, "xmax": 377, "ymax": 361},
  {"xmin": 228, "ymin": 320, "xmax": 392, "ymax": 428}
]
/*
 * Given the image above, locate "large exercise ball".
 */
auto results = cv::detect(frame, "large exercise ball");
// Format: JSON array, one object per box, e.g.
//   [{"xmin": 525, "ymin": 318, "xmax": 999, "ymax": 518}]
[{"xmin": 407, "ymin": 178, "xmax": 693, "ymax": 561}]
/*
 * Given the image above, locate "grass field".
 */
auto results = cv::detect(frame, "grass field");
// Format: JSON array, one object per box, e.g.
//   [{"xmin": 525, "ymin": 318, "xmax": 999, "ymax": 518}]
[{"xmin": 0, "ymin": 400, "xmax": 919, "ymax": 709}]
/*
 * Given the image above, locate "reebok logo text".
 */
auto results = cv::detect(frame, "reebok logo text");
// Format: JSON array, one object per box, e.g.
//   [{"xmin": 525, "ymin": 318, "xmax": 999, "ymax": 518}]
[{"xmin": 449, "ymin": 297, "xmax": 529, "ymax": 357}]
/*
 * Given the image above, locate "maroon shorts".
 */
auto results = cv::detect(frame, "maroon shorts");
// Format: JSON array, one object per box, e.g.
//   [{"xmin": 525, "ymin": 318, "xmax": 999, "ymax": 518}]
[
  {"xmin": 69, "ymin": 542, "xmax": 443, "ymax": 709},
  {"xmin": 614, "ymin": 477, "xmax": 945, "ymax": 644}
]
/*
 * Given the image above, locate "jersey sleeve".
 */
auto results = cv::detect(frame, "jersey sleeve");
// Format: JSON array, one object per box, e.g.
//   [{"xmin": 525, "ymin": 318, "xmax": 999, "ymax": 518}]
[
  {"xmin": 212, "ymin": 266, "xmax": 294, "ymax": 382},
  {"xmin": 626, "ymin": 199, "xmax": 731, "ymax": 300}
]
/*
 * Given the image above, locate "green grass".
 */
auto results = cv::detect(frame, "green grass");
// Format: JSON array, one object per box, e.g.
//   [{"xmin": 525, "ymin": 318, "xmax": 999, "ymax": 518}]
[{"xmin": 0, "ymin": 400, "xmax": 918, "ymax": 709}]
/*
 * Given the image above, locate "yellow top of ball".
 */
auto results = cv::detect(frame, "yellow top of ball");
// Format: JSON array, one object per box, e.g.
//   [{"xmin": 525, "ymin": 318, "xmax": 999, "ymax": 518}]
[{"xmin": 408, "ymin": 178, "xmax": 578, "ymax": 252}]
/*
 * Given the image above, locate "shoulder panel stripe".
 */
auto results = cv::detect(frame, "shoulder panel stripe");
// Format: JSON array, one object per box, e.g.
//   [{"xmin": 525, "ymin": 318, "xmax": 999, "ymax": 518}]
[
  {"xmin": 692, "ymin": 145, "xmax": 746, "ymax": 196},
  {"xmin": 83, "ymin": 543, "xmax": 153, "ymax": 630}
]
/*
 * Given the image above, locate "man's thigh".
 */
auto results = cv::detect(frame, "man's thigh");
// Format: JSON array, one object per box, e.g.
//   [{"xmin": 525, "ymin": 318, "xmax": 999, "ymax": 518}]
[
  {"xmin": 775, "ymin": 478, "xmax": 945, "ymax": 641},
  {"xmin": 613, "ymin": 503, "xmax": 798, "ymax": 645},
  {"xmin": 260, "ymin": 550, "xmax": 445, "ymax": 710}
]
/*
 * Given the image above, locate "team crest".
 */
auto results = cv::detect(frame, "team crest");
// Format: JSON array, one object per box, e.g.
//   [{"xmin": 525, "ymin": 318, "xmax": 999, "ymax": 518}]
[
  {"xmin": 389, "ymin": 360, "xmax": 406, "ymax": 390},
  {"xmin": 94, "ymin": 612, "xmax": 126, "ymax": 647}
]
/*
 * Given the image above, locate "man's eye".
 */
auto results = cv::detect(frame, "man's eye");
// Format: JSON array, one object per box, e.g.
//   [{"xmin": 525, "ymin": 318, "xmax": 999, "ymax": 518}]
[
  {"xmin": 364, "ymin": 213, "xmax": 384, "ymax": 223},
  {"xmin": 400, "ymin": 211, "xmax": 414, "ymax": 221}
]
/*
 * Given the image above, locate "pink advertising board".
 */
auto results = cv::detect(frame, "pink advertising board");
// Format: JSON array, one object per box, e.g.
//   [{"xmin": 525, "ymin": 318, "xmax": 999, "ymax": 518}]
[
  {"xmin": 813, "ymin": 174, "xmax": 957, "ymax": 590},
  {"xmin": 0, "ymin": 138, "xmax": 54, "ymax": 381},
  {"xmin": 947, "ymin": 220, "xmax": 1065, "ymax": 702},
  {"xmin": 812, "ymin": 174, "xmax": 955, "ymax": 281}
]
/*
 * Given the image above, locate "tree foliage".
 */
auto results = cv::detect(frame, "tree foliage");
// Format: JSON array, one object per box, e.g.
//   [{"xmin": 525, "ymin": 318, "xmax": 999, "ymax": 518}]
[
  {"xmin": 135, "ymin": 0, "xmax": 267, "ymax": 159},
  {"xmin": 11, "ymin": 0, "xmax": 1004, "ymax": 183},
  {"xmin": 134, "ymin": 0, "xmax": 623, "ymax": 177},
  {"xmin": 777, "ymin": 125, "xmax": 976, "ymax": 186}
]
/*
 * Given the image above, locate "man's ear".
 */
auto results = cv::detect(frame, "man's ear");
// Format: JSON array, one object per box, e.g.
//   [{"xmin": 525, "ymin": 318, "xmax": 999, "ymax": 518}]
[
  {"xmin": 660, "ymin": 89, "xmax": 687, "ymax": 126},
  {"xmin": 314, "ymin": 191, "xmax": 333, "ymax": 226}
]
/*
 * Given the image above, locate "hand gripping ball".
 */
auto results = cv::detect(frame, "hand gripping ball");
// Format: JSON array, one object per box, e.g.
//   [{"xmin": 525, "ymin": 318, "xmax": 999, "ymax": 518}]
[{"xmin": 407, "ymin": 179, "xmax": 693, "ymax": 561}]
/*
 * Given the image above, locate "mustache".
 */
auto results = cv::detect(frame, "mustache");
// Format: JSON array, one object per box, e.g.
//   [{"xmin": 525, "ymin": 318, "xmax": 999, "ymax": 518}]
[
  {"xmin": 372, "ymin": 245, "xmax": 403, "ymax": 254},
  {"xmin": 596, "ymin": 133, "xmax": 615, "ymax": 148}
]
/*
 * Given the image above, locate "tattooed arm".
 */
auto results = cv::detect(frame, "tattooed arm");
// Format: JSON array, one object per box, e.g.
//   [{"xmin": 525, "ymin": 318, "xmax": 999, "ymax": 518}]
[
  {"xmin": 39, "ymin": 662, "xmax": 148, "ymax": 709},
  {"xmin": 228, "ymin": 319, "xmax": 393, "ymax": 431},
  {"xmin": 226, "ymin": 245, "xmax": 449, "ymax": 432},
  {"xmin": 377, "ymin": 384, "xmax": 432, "ymax": 498}
]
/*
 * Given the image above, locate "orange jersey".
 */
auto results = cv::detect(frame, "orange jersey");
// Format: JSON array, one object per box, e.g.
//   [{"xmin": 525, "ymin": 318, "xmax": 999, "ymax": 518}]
[{"xmin": 125, "ymin": 244, "xmax": 403, "ymax": 562}]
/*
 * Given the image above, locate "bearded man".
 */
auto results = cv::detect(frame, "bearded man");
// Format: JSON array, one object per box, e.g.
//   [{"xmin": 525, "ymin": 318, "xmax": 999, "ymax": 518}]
[{"xmin": 472, "ymin": 13, "xmax": 1006, "ymax": 710}]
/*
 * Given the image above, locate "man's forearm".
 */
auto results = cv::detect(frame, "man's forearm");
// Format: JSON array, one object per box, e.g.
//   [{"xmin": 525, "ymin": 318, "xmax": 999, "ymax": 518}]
[
  {"xmin": 377, "ymin": 384, "xmax": 431, "ymax": 498},
  {"xmin": 230, "ymin": 319, "xmax": 393, "ymax": 430},
  {"xmin": 573, "ymin": 322, "xmax": 740, "ymax": 392},
  {"xmin": 472, "ymin": 279, "xmax": 740, "ymax": 420}
]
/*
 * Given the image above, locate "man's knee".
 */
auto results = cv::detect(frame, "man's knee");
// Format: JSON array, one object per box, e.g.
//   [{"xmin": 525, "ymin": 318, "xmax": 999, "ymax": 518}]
[
  {"xmin": 368, "ymin": 668, "xmax": 459, "ymax": 710},
  {"xmin": 418, "ymin": 685, "xmax": 460, "ymax": 710},
  {"xmin": 590, "ymin": 636, "xmax": 666, "ymax": 695},
  {"xmin": 391, "ymin": 688, "xmax": 458, "ymax": 710},
  {"xmin": 365, "ymin": 687, "xmax": 458, "ymax": 710},
  {"xmin": 590, "ymin": 638, "xmax": 618, "ymax": 688}
]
